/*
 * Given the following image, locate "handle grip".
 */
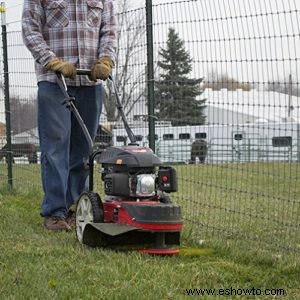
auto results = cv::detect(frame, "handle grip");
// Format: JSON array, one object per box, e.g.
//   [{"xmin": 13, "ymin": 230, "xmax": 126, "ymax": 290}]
[
  {"xmin": 76, "ymin": 69, "xmax": 112, "ymax": 81},
  {"xmin": 76, "ymin": 69, "xmax": 91, "ymax": 76}
]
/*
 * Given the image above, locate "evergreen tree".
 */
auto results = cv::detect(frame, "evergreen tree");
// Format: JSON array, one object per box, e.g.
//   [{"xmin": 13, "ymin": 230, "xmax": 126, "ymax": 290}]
[{"xmin": 155, "ymin": 28, "xmax": 206, "ymax": 126}]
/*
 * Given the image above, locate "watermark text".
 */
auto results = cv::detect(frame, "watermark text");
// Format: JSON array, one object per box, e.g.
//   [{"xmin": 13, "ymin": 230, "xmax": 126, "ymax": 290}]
[{"xmin": 185, "ymin": 287, "xmax": 285, "ymax": 297}]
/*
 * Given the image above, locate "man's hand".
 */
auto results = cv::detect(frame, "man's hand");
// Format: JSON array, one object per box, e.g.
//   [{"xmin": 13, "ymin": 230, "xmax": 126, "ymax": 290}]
[
  {"xmin": 46, "ymin": 58, "xmax": 76, "ymax": 79},
  {"xmin": 90, "ymin": 57, "xmax": 113, "ymax": 81}
]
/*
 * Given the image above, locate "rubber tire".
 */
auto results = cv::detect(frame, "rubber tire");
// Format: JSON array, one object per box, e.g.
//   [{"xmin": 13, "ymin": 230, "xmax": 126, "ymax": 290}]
[{"xmin": 75, "ymin": 191, "xmax": 103, "ymax": 244}]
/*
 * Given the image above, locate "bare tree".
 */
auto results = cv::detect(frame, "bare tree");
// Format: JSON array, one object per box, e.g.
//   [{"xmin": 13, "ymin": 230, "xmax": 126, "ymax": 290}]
[
  {"xmin": 267, "ymin": 74, "xmax": 299, "ymax": 97},
  {"xmin": 10, "ymin": 95, "xmax": 37, "ymax": 134},
  {"xmin": 203, "ymin": 71, "xmax": 252, "ymax": 91},
  {"xmin": 104, "ymin": 0, "xmax": 146, "ymax": 122},
  {"xmin": 0, "ymin": 82, "xmax": 37, "ymax": 134}
]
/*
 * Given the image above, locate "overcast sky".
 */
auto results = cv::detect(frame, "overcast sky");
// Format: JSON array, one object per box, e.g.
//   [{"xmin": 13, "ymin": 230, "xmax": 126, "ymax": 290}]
[{"xmin": 5, "ymin": 0, "xmax": 300, "ymax": 83}]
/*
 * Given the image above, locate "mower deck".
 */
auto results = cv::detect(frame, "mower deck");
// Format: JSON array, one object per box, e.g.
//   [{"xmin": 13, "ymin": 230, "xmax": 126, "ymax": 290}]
[
  {"xmin": 77, "ymin": 196, "xmax": 183, "ymax": 254},
  {"xmin": 140, "ymin": 248, "xmax": 180, "ymax": 255}
]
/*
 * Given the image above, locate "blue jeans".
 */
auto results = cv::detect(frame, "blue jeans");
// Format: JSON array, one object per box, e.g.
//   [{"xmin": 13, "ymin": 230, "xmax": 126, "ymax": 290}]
[{"xmin": 38, "ymin": 82, "xmax": 103, "ymax": 218}]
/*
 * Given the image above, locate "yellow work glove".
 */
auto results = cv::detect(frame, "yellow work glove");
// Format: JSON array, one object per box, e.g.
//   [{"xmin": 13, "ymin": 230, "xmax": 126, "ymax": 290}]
[
  {"xmin": 90, "ymin": 57, "xmax": 113, "ymax": 81},
  {"xmin": 46, "ymin": 58, "xmax": 76, "ymax": 79}
]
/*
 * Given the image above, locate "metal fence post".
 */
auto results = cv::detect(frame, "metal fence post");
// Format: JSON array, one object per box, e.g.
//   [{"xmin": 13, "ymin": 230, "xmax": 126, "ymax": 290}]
[
  {"xmin": 297, "ymin": 123, "xmax": 300, "ymax": 163},
  {"xmin": 145, "ymin": 0, "xmax": 155, "ymax": 152},
  {"xmin": 1, "ymin": 2, "xmax": 13, "ymax": 188}
]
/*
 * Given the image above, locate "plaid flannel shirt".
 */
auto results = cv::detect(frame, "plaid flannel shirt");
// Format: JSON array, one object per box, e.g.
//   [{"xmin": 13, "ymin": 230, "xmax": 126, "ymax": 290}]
[{"xmin": 22, "ymin": 0, "xmax": 117, "ymax": 86}]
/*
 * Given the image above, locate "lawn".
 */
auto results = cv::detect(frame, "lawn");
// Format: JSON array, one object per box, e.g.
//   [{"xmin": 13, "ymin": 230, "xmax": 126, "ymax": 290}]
[{"xmin": 0, "ymin": 163, "xmax": 299, "ymax": 299}]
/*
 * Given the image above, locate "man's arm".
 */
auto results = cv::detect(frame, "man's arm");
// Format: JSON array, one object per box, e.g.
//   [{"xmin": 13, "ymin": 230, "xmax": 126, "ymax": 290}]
[
  {"xmin": 22, "ymin": 0, "xmax": 56, "ymax": 67},
  {"xmin": 98, "ymin": 0, "xmax": 118, "ymax": 64}
]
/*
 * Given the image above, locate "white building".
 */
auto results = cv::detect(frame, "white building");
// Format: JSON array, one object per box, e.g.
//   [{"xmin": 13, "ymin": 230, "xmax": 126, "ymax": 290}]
[
  {"xmin": 112, "ymin": 89, "xmax": 300, "ymax": 163},
  {"xmin": 203, "ymin": 88, "xmax": 299, "ymax": 125}
]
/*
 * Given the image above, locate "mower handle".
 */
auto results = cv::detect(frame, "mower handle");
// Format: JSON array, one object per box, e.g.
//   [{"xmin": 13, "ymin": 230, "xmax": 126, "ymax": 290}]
[
  {"xmin": 57, "ymin": 70, "xmax": 137, "ymax": 146},
  {"xmin": 56, "ymin": 72, "xmax": 94, "ymax": 155},
  {"xmin": 76, "ymin": 69, "xmax": 113, "ymax": 82},
  {"xmin": 76, "ymin": 69, "xmax": 91, "ymax": 76},
  {"xmin": 75, "ymin": 69, "xmax": 137, "ymax": 145}
]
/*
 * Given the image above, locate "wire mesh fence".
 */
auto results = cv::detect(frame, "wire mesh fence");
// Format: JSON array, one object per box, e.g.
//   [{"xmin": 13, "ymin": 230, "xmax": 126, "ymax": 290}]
[{"xmin": 0, "ymin": 0, "xmax": 299, "ymax": 253}]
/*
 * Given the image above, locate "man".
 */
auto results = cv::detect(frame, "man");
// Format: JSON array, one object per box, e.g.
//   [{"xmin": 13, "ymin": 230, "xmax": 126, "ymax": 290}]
[
  {"xmin": 190, "ymin": 139, "xmax": 208, "ymax": 164},
  {"xmin": 22, "ymin": 0, "xmax": 117, "ymax": 231}
]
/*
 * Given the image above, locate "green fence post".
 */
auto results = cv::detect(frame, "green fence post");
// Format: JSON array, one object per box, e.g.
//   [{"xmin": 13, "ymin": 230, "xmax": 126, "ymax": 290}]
[
  {"xmin": 1, "ymin": 2, "xmax": 13, "ymax": 189},
  {"xmin": 145, "ymin": 0, "xmax": 155, "ymax": 152}
]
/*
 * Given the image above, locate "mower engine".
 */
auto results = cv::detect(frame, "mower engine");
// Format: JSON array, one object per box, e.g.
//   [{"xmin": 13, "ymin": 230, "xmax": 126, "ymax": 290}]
[
  {"xmin": 102, "ymin": 147, "xmax": 177, "ymax": 198},
  {"xmin": 76, "ymin": 145, "xmax": 183, "ymax": 255}
]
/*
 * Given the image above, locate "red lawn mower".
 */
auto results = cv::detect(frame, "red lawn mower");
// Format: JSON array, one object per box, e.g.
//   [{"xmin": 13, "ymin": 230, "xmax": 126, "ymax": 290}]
[{"xmin": 57, "ymin": 71, "xmax": 183, "ymax": 255}]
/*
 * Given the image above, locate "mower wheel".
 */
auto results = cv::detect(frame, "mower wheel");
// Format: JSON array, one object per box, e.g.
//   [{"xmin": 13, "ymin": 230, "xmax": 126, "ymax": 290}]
[{"xmin": 76, "ymin": 191, "xmax": 103, "ymax": 244}]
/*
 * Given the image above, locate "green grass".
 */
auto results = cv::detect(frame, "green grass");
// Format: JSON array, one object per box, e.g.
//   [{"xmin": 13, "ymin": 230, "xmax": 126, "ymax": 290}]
[
  {"xmin": 0, "ymin": 190, "xmax": 299, "ymax": 299},
  {"xmin": 0, "ymin": 162, "xmax": 300, "ymax": 299},
  {"xmin": 175, "ymin": 162, "xmax": 300, "ymax": 253},
  {"xmin": 1, "ymin": 162, "xmax": 299, "ymax": 253}
]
